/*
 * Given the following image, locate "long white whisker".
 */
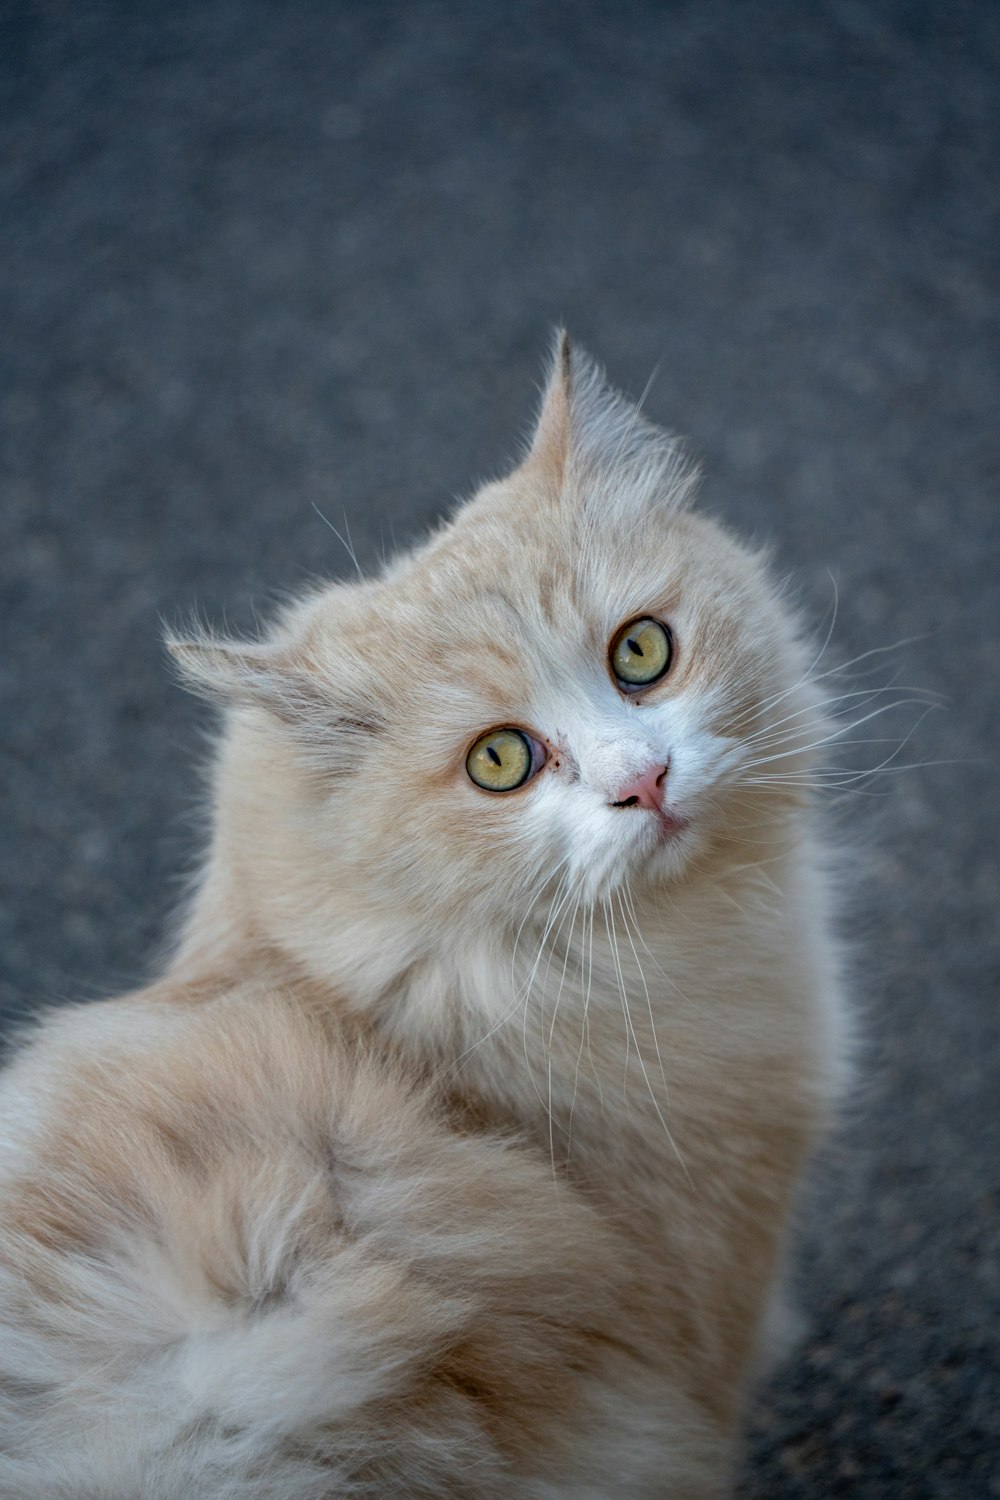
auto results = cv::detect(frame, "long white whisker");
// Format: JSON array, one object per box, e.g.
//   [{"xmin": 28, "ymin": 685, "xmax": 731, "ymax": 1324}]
[
  {"xmin": 737, "ymin": 679, "xmax": 939, "ymax": 749},
  {"xmin": 311, "ymin": 503, "xmax": 365, "ymax": 580},
  {"xmin": 724, "ymin": 631, "xmax": 939, "ymax": 740},
  {"xmin": 565, "ymin": 899, "xmax": 597, "ymax": 1166},
  {"xmin": 801, "ymin": 569, "xmax": 839, "ymax": 683},
  {"xmin": 613, "ymin": 363, "xmax": 661, "ymax": 463},
  {"xmin": 517, "ymin": 866, "xmax": 588, "ymax": 1138},
  {"xmin": 449, "ymin": 856, "xmax": 574, "ymax": 1076},
  {"xmin": 583, "ymin": 901, "xmax": 603, "ymax": 1105},
  {"xmin": 616, "ymin": 891, "xmax": 669, "ymax": 1103},
  {"xmin": 740, "ymin": 698, "xmax": 938, "ymax": 771},
  {"xmin": 545, "ymin": 882, "xmax": 584, "ymax": 1175},
  {"xmin": 604, "ymin": 900, "xmax": 691, "ymax": 1182}
]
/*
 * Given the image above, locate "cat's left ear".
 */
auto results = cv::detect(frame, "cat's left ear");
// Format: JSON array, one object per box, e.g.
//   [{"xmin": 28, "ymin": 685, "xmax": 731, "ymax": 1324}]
[{"xmin": 524, "ymin": 330, "xmax": 695, "ymax": 506}]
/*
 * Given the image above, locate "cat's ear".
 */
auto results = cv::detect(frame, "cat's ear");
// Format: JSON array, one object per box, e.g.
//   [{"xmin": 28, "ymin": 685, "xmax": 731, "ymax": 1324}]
[
  {"xmin": 524, "ymin": 329, "xmax": 574, "ymax": 483},
  {"xmin": 166, "ymin": 628, "xmax": 385, "ymax": 766},
  {"xmin": 166, "ymin": 632, "xmax": 311, "ymax": 718},
  {"xmin": 525, "ymin": 330, "xmax": 695, "ymax": 504}
]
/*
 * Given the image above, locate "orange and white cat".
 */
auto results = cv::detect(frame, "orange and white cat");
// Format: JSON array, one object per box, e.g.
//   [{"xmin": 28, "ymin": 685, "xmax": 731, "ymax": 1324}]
[{"xmin": 0, "ymin": 337, "xmax": 845, "ymax": 1498}]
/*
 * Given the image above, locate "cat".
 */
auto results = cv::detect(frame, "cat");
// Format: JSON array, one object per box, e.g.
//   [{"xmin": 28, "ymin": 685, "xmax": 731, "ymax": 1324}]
[{"xmin": 0, "ymin": 335, "xmax": 846, "ymax": 1498}]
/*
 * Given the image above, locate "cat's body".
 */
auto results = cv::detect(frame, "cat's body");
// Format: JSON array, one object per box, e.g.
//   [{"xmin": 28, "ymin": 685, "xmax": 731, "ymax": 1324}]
[{"xmin": 0, "ymin": 339, "xmax": 845, "ymax": 1498}]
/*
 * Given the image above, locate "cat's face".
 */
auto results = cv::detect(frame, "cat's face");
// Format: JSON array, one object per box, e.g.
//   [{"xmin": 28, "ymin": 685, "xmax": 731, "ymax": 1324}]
[{"xmin": 174, "ymin": 338, "xmax": 816, "ymax": 948}]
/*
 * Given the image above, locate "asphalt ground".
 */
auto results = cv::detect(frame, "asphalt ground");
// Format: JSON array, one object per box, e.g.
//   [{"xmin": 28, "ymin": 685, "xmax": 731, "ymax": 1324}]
[{"xmin": 1, "ymin": 3, "xmax": 998, "ymax": 1494}]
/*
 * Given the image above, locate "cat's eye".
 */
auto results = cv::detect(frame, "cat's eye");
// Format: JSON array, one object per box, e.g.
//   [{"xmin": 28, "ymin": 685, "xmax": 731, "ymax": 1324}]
[
  {"xmin": 610, "ymin": 617, "xmax": 673, "ymax": 690},
  {"xmin": 466, "ymin": 728, "xmax": 538, "ymax": 793}
]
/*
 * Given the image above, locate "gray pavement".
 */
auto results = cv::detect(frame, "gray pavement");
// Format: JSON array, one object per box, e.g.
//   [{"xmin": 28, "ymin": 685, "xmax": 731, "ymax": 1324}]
[{"xmin": 1, "ymin": 2, "xmax": 997, "ymax": 1493}]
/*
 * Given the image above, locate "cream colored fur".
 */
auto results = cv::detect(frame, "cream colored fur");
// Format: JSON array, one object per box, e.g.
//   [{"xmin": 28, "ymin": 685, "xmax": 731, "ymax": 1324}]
[{"xmin": 0, "ymin": 337, "xmax": 846, "ymax": 1498}]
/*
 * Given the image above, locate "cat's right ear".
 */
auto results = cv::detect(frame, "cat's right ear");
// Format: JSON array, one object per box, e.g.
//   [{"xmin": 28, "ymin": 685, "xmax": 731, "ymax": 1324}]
[
  {"xmin": 166, "ymin": 628, "xmax": 386, "ymax": 772},
  {"xmin": 167, "ymin": 632, "xmax": 294, "ymax": 710},
  {"xmin": 165, "ymin": 631, "xmax": 339, "ymax": 733},
  {"xmin": 523, "ymin": 328, "xmax": 573, "ymax": 485}
]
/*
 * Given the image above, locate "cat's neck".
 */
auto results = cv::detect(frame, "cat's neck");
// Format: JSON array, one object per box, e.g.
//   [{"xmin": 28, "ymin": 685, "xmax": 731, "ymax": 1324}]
[{"xmin": 173, "ymin": 824, "xmax": 832, "ymax": 1155}]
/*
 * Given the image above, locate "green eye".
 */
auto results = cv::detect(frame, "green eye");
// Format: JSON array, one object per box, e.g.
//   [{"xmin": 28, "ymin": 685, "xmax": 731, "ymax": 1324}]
[
  {"xmin": 610, "ymin": 617, "xmax": 673, "ymax": 688},
  {"xmin": 466, "ymin": 728, "xmax": 534, "ymax": 792}
]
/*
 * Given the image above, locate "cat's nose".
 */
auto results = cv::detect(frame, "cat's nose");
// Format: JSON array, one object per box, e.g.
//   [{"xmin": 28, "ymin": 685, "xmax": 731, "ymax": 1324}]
[{"xmin": 610, "ymin": 762, "xmax": 668, "ymax": 812}]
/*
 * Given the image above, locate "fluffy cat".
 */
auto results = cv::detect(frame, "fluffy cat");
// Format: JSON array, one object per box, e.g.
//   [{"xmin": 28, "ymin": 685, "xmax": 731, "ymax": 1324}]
[{"xmin": 0, "ymin": 336, "xmax": 846, "ymax": 1498}]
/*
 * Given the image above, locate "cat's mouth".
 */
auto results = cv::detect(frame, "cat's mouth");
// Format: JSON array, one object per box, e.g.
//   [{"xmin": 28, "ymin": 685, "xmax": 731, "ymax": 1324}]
[{"xmin": 653, "ymin": 808, "xmax": 690, "ymax": 840}]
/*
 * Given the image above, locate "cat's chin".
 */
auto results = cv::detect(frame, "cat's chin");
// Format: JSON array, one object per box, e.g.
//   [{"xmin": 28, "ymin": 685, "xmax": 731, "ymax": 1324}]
[{"xmin": 631, "ymin": 807, "xmax": 704, "ymax": 887}]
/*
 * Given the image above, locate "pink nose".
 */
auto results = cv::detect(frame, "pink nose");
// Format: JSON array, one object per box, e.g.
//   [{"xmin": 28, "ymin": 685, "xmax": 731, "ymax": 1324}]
[{"xmin": 611, "ymin": 762, "xmax": 668, "ymax": 812}]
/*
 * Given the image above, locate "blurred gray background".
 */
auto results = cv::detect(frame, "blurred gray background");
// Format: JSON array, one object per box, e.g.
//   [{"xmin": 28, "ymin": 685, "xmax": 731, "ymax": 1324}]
[{"xmin": 1, "ymin": 2, "xmax": 997, "ymax": 1494}]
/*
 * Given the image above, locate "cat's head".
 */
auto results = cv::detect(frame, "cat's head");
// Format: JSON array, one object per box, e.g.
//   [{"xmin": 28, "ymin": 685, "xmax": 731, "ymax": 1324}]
[{"xmin": 171, "ymin": 337, "xmax": 818, "ymax": 988}]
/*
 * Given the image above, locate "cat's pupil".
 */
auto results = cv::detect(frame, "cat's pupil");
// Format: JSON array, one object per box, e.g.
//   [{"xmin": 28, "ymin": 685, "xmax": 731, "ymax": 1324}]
[
  {"xmin": 627, "ymin": 637, "xmax": 643, "ymax": 655},
  {"xmin": 488, "ymin": 747, "xmax": 502, "ymax": 766}
]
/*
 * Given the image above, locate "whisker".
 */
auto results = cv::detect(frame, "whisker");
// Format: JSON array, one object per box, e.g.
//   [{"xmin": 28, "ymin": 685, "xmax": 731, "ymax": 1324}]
[
  {"xmin": 582, "ymin": 902, "xmax": 603, "ymax": 1105},
  {"xmin": 619, "ymin": 880, "xmax": 675, "ymax": 987},
  {"xmin": 747, "ymin": 754, "xmax": 966, "ymax": 789},
  {"xmin": 565, "ymin": 900, "xmax": 597, "ymax": 1166},
  {"xmin": 603, "ymin": 900, "xmax": 691, "ymax": 1182},
  {"xmin": 724, "ymin": 630, "xmax": 940, "ymax": 741},
  {"xmin": 738, "ymin": 680, "xmax": 939, "ymax": 748},
  {"xmin": 545, "ymin": 881, "xmax": 584, "ymax": 1177},
  {"xmin": 449, "ymin": 856, "xmax": 574, "ymax": 1076},
  {"xmin": 311, "ymin": 503, "xmax": 365, "ymax": 581},
  {"xmin": 801, "ymin": 569, "xmax": 840, "ymax": 683},
  {"xmin": 602, "ymin": 898, "xmax": 632, "ymax": 1107},
  {"xmin": 743, "ymin": 697, "xmax": 948, "ymax": 792},
  {"xmin": 521, "ymin": 869, "xmax": 578, "ymax": 1119},
  {"xmin": 740, "ymin": 698, "xmax": 940, "ymax": 772},
  {"xmin": 616, "ymin": 891, "xmax": 669, "ymax": 1103}
]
